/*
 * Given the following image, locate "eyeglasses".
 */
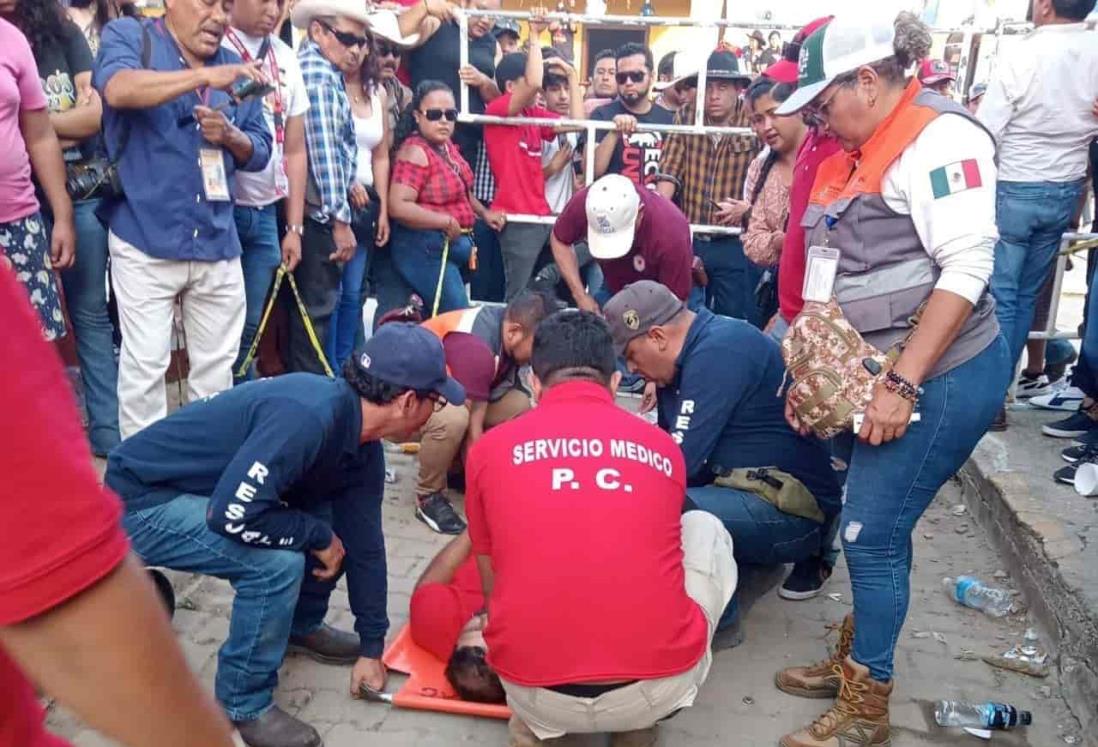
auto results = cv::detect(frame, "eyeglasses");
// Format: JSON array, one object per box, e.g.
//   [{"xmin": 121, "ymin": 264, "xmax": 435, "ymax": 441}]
[
  {"xmin": 375, "ymin": 41, "xmax": 400, "ymax": 57},
  {"xmin": 318, "ymin": 20, "xmax": 368, "ymax": 49},
  {"xmin": 616, "ymin": 70, "xmax": 647, "ymax": 85},
  {"xmin": 809, "ymin": 83, "xmax": 846, "ymax": 120},
  {"xmin": 421, "ymin": 107, "xmax": 459, "ymax": 122}
]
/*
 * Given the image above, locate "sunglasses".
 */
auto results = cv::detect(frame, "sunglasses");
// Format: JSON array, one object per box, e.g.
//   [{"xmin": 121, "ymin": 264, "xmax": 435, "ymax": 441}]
[
  {"xmin": 616, "ymin": 70, "xmax": 647, "ymax": 85},
  {"xmin": 421, "ymin": 107, "xmax": 458, "ymax": 122},
  {"xmin": 375, "ymin": 41, "xmax": 400, "ymax": 57},
  {"xmin": 318, "ymin": 20, "xmax": 368, "ymax": 49}
]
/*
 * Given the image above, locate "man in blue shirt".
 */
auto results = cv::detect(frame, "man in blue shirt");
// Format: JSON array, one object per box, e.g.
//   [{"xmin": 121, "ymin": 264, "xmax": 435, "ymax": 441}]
[
  {"xmin": 606, "ymin": 281, "xmax": 843, "ymax": 620},
  {"xmin": 93, "ymin": 0, "xmax": 272, "ymax": 439},
  {"xmin": 106, "ymin": 323, "xmax": 464, "ymax": 747}
]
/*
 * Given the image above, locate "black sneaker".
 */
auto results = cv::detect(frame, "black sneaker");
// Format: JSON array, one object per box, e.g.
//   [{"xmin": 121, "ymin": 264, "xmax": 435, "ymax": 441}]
[
  {"xmin": 1062, "ymin": 444, "xmax": 1098, "ymax": 463},
  {"xmin": 1042, "ymin": 411, "xmax": 1098, "ymax": 439},
  {"xmin": 779, "ymin": 557, "xmax": 833, "ymax": 601},
  {"xmin": 416, "ymin": 492, "xmax": 467, "ymax": 535},
  {"xmin": 1054, "ymin": 463, "xmax": 1078, "ymax": 485}
]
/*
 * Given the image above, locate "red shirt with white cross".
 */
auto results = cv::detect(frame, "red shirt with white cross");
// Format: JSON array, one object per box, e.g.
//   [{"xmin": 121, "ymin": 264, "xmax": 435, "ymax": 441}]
[{"xmin": 464, "ymin": 380, "xmax": 708, "ymax": 687}]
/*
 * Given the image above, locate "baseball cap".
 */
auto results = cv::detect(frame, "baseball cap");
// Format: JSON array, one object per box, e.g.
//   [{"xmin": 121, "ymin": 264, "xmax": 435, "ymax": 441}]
[
  {"xmin": 918, "ymin": 58, "xmax": 955, "ymax": 86},
  {"xmin": 967, "ymin": 81, "xmax": 987, "ymax": 103},
  {"xmin": 493, "ymin": 18, "xmax": 520, "ymax": 39},
  {"xmin": 604, "ymin": 281, "xmax": 686, "ymax": 355},
  {"xmin": 653, "ymin": 51, "xmax": 701, "ymax": 91},
  {"xmin": 763, "ymin": 16, "xmax": 833, "ymax": 85},
  {"xmin": 586, "ymin": 174, "xmax": 641, "ymax": 260},
  {"xmin": 775, "ymin": 14, "xmax": 897, "ymax": 116},
  {"xmin": 348, "ymin": 323, "xmax": 465, "ymax": 404}
]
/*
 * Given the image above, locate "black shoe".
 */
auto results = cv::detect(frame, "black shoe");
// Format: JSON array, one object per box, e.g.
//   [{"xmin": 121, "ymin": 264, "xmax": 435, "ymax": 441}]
[
  {"xmin": 1043, "ymin": 411, "xmax": 1098, "ymax": 439},
  {"xmin": 234, "ymin": 705, "xmax": 322, "ymax": 747},
  {"xmin": 1061, "ymin": 443, "xmax": 1098, "ymax": 464},
  {"xmin": 288, "ymin": 623, "xmax": 359, "ymax": 665},
  {"xmin": 416, "ymin": 492, "xmax": 467, "ymax": 535},
  {"xmin": 1054, "ymin": 463, "xmax": 1078, "ymax": 485},
  {"xmin": 779, "ymin": 557, "xmax": 834, "ymax": 601}
]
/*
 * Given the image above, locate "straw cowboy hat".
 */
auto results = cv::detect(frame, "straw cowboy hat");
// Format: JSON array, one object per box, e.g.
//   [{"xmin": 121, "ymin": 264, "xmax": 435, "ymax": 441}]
[{"xmin": 291, "ymin": 0, "xmax": 419, "ymax": 46}]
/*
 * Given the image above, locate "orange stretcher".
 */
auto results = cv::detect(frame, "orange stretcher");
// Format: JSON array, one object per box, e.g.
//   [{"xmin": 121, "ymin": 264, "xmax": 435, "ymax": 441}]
[{"xmin": 374, "ymin": 624, "xmax": 511, "ymax": 720}]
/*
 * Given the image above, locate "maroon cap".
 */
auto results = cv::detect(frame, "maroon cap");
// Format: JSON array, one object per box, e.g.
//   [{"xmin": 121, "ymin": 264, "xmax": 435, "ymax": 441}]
[
  {"xmin": 441, "ymin": 332, "xmax": 496, "ymax": 402},
  {"xmin": 919, "ymin": 58, "xmax": 955, "ymax": 86},
  {"xmin": 763, "ymin": 16, "xmax": 833, "ymax": 85}
]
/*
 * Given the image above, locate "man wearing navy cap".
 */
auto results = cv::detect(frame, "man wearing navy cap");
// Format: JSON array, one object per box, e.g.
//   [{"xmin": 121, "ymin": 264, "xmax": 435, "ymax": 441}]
[{"xmin": 105, "ymin": 323, "xmax": 463, "ymax": 747}]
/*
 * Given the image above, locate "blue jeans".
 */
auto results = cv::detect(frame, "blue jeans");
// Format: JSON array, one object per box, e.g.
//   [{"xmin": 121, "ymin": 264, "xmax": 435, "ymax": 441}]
[
  {"xmin": 991, "ymin": 180, "xmax": 1085, "ymax": 369},
  {"xmin": 327, "ymin": 205, "xmax": 378, "ymax": 368},
  {"xmin": 840, "ymin": 335, "xmax": 1010, "ymax": 682},
  {"xmin": 232, "ymin": 205, "xmax": 281, "ymax": 384},
  {"xmin": 59, "ymin": 198, "xmax": 120, "ymax": 454},
  {"xmin": 390, "ymin": 224, "xmax": 470, "ymax": 315},
  {"xmin": 122, "ymin": 494, "xmax": 335, "ymax": 721},
  {"xmin": 686, "ymin": 484, "xmax": 830, "ymax": 628},
  {"xmin": 470, "ymin": 217, "xmax": 505, "ymax": 303},
  {"xmin": 692, "ymin": 235, "xmax": 764, "ymax": 327}
]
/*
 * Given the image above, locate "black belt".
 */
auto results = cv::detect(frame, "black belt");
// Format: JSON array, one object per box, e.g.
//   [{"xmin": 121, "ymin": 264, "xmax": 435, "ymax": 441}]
[{"xmin": 545, "ymin": 681, "xmax": 638, "ymax": 698}]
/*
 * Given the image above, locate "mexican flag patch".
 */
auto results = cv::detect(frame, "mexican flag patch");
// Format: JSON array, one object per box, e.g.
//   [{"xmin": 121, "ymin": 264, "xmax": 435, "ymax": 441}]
[{"xmin": 930, "ymin": 160, "xmax": 982, "ymax": 199}]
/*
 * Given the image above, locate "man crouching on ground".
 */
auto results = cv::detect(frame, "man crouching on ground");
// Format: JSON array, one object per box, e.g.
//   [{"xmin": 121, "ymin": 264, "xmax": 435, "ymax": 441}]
[
  {"xmin": 105, "ymin": 323, "xmax": 464, "ymax": 747},
  {"xmin": 464, "ymin": 310, "xmax": 737, "ymax": 746}
]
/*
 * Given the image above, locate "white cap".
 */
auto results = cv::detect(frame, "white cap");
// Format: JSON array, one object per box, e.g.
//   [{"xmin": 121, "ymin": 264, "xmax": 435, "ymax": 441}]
[
  {"xmin": 775, "ymin": 14, "xmax": 897, "ymax": 116},
  {"xmin": 653, "ymin": 52, "xmax": 701, "ymax": 92},
  {"xmin": 586, "ymin": 174, "xmax": 641, "ymax": 260}
]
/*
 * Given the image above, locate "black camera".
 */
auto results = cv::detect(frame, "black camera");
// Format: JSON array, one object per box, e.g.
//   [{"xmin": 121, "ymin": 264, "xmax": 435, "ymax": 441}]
[{"xmin": 65, "ymin": 159, "xmax": 123, "ymax": 202}]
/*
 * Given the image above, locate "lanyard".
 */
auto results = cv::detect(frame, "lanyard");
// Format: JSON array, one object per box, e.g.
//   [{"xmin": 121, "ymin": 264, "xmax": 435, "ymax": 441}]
[
  {"xmin": 157, "ymin": 19, "xmax": 213, "ymax": 107},
  {"xmin": 224, "ymin": 28, "xmax": 285, "ymax": 145}
]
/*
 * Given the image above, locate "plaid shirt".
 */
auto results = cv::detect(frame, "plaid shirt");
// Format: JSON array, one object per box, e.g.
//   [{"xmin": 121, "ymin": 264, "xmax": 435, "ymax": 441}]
[
  {"xmin": 392, "ymin": 135, "xmax": 477, "ymax": 228},
  {"xmin": 472, "ymin": 139, "xmax": 495, "ymax": 205},
  {"xmin": 299, "ymin": 40, "xmax": 356, "ymax": 224},
  {"xmin": 658, "ymin": 99, "xmax": 759, "ymax": 224}
]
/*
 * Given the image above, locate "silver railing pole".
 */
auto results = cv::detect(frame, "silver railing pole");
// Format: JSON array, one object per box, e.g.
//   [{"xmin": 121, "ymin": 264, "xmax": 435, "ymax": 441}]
[
  {"xmin": 458, "ymin": 10, "xmax": 470, "ymax": 117},
  {"xmin": 584, "ymin": 122, "xmax": 596, "ymax": 186}
]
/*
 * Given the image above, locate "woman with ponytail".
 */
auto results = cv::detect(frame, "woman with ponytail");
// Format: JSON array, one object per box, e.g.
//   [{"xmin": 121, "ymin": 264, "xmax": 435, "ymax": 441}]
[
  {"xmin": 771, "ymin": 13, "xmax": 1008, "ymax": 747},
  {"xmin": 387, "ymin": 80, "xmax": 505, "ymax": 315}
]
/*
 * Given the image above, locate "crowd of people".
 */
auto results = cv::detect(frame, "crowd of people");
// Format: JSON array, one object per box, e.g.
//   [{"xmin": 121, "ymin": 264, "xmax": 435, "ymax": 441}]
[{"xmin": 2, "ymin": 0, "xmax": 1098, "ymax": 746}]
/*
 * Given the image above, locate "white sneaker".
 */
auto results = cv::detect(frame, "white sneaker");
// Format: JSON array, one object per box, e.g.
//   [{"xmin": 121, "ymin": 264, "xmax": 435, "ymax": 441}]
[
  {"xmin": 1015, "ymin": 372, "xmax": 1052, "ymax": 399},
  {"xmin": 1030, "ymin": 386, "xmax": 1086, "ymax": 411}
]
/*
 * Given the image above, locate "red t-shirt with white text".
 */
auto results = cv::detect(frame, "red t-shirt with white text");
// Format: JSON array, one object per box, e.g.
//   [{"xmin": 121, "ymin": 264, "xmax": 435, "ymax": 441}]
[
  {"xmin": 0, "ymin": 266, "xmax": 130, "ymax": 747},
  {"xmin": 484, "ymin": 91, "xmax": 558, "ymax": 215},
  {"xmin": 465, "ymin": 381, "xmax": 707, "ymax": 686}
]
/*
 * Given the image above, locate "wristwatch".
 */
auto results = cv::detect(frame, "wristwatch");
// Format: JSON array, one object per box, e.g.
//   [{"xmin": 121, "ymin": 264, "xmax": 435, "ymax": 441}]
[{"xmin": 285, "ymin": 223, "xmax": 304, "ymax": 236}]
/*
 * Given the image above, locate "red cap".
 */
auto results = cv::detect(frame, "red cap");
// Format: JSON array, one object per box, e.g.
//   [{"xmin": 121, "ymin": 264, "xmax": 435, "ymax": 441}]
[
  {"xmin": 919, "ymin": 58, "xmax": 955, "ymax": 86},
  {"xmin": 763, "ymin": 16, "xmax": 833, "ymax": 85}
]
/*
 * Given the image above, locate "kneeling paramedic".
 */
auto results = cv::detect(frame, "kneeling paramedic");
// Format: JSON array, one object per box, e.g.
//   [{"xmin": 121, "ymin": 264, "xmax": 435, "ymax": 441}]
[
  {"xmin": 606, "ymin": 281, "xmax": 843, "ymax": 623},
  {"xmin": 105, "ymin": 324, "xmax": 464, "ymax": 747},
  {"xmin": 465, "ymin": 310, "xmax": 736, "ymax": 746}
]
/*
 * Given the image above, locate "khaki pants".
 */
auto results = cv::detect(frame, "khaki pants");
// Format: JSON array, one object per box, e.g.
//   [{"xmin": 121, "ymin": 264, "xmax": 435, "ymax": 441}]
[
  {"xmin": 415, "ymin": 390, "xmax": 531, "ymax": 496},
  {"xmin": 502, "ymin": 511, "xmax": 737, "ymax": 740},
  {"xmin": 110, "ymin": 232, "xmax": 245, "ymax": 438}
]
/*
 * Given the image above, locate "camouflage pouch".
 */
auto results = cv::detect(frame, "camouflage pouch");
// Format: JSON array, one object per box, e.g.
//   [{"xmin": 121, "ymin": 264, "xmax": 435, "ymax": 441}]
[
  {"xmin": 780, "ymin": 299, "xmax": 895, "ymax": 440},
  {"xmin": 713, "ymin": 467, "xmax": 825, "ymax": 524}
]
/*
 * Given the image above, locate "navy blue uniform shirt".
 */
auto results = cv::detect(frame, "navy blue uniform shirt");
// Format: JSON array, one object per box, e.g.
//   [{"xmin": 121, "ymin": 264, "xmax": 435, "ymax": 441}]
[
  {"xmin": 657, "ymin": 309, "xmax": 842, "ymax": 517},
  {"xmin": 106, "ymin": 374, "xmax": 388, "ymax": 657},
  {"xmin": 93, "ymin": 18, "xmax": 271, "ymax": 261}
]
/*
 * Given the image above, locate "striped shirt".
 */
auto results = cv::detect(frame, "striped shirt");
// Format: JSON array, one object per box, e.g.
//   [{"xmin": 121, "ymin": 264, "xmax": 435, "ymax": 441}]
[
  {"xmin": 299, "ymin": 40, "xmax": 356, "ymax": 224},
  {"xmin": 657, "ymin": 100, "xmax": 759, "ymax": 224}
]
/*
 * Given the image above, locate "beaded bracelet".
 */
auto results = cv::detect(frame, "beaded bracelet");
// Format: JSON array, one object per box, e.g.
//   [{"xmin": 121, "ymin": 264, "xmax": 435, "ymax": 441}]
[{"xmin": 884, "ymin": 370, "xmax": 922, "ymax": 403}]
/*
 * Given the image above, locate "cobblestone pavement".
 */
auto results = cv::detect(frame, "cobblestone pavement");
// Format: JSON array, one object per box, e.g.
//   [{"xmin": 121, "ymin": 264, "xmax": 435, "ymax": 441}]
[{"xmin": 51, "ymin": 452, "xmax": 1081, "ymax": 746}]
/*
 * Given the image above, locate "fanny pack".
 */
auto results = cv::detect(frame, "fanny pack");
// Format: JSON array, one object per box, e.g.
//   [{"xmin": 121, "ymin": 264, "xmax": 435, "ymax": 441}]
[
  {"xmin": 781, "ymin": 298, "xmax": 920, "ymax": 439},
  {"xmin": 713, "ymin": 467, "xmax": 824, "ymax": 524}
]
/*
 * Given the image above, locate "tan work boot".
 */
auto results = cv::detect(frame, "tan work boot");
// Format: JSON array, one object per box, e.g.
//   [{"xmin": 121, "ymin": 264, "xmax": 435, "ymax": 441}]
[
  {"xmin": 609, "ymin": 726, "xmax": 659, "ymax": 747},
  {"xmin": 779, "ymin": 656, "xmax": 892, "ymax": 747},
  {"xmin": 774, "ymin": 614, "xmax": 854, "ymax": 699}
]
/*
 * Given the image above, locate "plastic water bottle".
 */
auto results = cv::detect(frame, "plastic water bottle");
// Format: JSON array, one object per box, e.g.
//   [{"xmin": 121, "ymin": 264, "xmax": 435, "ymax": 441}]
[
  {"xmin": 942, "ymin": 576, "xmax": 1013, "ymax": 617},
  {"xmin": 934, "ymin": 701, "xmax": 1032, "ymax": 730}
]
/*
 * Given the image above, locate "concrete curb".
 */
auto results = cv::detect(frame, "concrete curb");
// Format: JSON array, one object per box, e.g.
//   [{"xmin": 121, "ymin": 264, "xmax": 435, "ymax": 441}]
[{"xmin": 958, "ymin": 455, "xmax": 1098, "ymax": 743}]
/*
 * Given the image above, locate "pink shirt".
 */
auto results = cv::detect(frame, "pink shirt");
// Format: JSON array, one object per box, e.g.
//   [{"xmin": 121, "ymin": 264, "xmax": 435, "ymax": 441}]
[{"xmin": 0, "ymin": 19, "xmax": 46, "ymax": 224}]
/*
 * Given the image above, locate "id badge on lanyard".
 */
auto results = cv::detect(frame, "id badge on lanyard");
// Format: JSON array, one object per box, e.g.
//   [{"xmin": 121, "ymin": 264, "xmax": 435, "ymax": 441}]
[
  {"xmin": 802, "ymin": 216, "xmax": 840, "ymax": 303},
  {"xmin": 225, "ymin": 30, "xmax": 288, "ymax": 196}
]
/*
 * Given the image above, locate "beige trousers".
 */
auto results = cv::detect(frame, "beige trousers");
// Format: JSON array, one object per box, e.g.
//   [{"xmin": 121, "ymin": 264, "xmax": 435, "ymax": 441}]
[
  {"xmin": 502, "ymin": 511, "xmax": 737, "ymax": 740},
  {"xmin": 414, "ymin": 389, "xmax": 531, "ymax": 496},
  {"xmin": 109, "ymin": 232, "xmax": 245, "ymax": 438}
]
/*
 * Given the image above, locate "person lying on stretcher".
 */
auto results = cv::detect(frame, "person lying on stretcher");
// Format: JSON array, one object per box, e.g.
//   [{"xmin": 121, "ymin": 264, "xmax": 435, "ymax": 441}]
[{"xmin": 409, "ymin": 531, "xmax": 506, "ymax": 703}]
